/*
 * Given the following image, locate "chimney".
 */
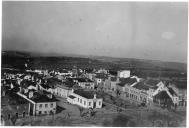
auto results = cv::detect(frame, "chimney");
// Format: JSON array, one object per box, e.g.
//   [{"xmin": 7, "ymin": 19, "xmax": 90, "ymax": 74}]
[
  {"xmin": 116, "ymin": 77, "xmax": 119, "ymax": 82},
  {"xmin": 36, "ymin": 84, "xmax": 39, "ymax": 91},
  {"xmin": 94, "ymin": 94, "xmax": 97, "ymax": 99},
  {"xmin": 17, "ymin": 79, "xmax": 21, "ymax": 85},
  {"xmin": 28, "ymin": 91, "xmax": 33, "ymax": 98},
  {"xmin": 47, "ymin": 94, "xmax": 53, "ymax": 99},
  {"xmin": 32, "ymin": 76, "xmax": 34, "ymax": 81},
  {"xmin": 10, "ymin": 83, "xmax": 14, "ymax": 89}
]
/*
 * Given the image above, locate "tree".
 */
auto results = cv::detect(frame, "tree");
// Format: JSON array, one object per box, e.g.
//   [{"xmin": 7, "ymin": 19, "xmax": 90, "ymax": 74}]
[
  {"xmin": 10, "ymin": 114, "xmax": 18, "ymax": 126},
  {"xmin": 174, "ymin": 104, "xmax": 177, "ymax": 111},
  {"xmin": 78, "ymin": 107, "xmax": 84, "ymax": 117},
  {"xmin": 116, "ymin": 89, "xmax": 120, "ymax": 97},
  {"xmin": 167, "ymin": 100, "xmax": 173, "ymax": 110},
  {"xmin": 88, "ymin": 108, "xmax": 96, "ymax": 118},
  {"xmin": 49, "ymin": 110, "xmax": 54, "ymax": 120},
  {"xmin": 110, "ymin": 95, "xmax": 113, "ymax": 100}
]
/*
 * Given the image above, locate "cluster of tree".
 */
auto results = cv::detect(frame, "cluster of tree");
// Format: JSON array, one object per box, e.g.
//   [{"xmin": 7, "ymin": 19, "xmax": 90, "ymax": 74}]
[{"xmin": 78, "ymin": 107, "xmax": 96, "ymax": 118}]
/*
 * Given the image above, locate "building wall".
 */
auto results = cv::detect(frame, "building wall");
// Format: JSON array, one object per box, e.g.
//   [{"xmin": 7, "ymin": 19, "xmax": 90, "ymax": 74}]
[
  {"xmin": 119, "ymin": 84, "xmax": 150, "ymax": 105},
  {"xmin": 104, "ymin": 79, "xmax": 111, "ymax": 91},
  {"xmin": 78, "ymin": 82, "xmax": 95, "ymax": 89},
  {"xmin": 67, "ymin": 92, "xmax": 103, "ymax": 109},
  {"xmin": 55, "ymin": 87, "xmax": 71, "ymax": 98},
  {"xmin": 110, "ymin": 81, "xmax": 118, "ymax": 92},
  {"xmin": 118, "ymin": 70, "xmax": 130, "ymax": 78},
  {"xmin": 35, "ymin": 102, "xmax": 56, "ymax": 115},
  {"xmin": 95, "ymin": 78, "xmax": 102, "ymax": 85},
  {"xmin": 67, "ymin": 97, "xmax": 77, "ymax": 104},
  {"xmin": 153, "ymin": 82, "xmax": 180, "ymax": 105},
  {"xmin": 86, "ymin": 73, "xmax": 95, "ymax": 80}
]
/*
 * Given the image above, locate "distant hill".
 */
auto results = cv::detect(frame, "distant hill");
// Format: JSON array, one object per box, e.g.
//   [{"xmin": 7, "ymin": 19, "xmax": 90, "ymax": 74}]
[
  {"xmin": 92, "ymin": 56, "xmax": 187, "ymax": 72},
  {"xmin": 1, "ymin": 50, "xmax": 114, "ymax": 70},
  {"xmin": 2, "ymin": 50, "xmax": 187, "ymax": 73},
  {"xmin": 2, "ymin": 51, "xmax": 31, "ymax": 58}
]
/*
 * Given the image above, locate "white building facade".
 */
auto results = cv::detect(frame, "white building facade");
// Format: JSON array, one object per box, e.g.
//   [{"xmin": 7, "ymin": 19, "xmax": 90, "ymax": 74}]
[
  {"xmin": 117, "ymin": 70, "xmax": 130, "ymax": 78},
  {"xmin": 67, "ymin": 90, "xmax": 103, "ymax": 109}
]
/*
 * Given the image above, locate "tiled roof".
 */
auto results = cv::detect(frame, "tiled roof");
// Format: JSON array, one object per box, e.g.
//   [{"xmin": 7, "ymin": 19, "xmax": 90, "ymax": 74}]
[
  {"xmin": 26, "ymin": 90, "xmax": 58, "ymax": 103},
  {"xmin": 141, "ymin": 91, "xmax": 148, "ymax": 95},
  {"xmin": 145, "ymin": 79, "xmax": 160, "ymax": 86},
  {"xmin": 133, "ymin": 80, "xmax": 159, "ymax": 90},
  {"xmin": 20, "ymin": 80, "xmax": 36, "ymax": 88},
  {"xmin": 95, "ymin": 73, "xmax": 108, "ymax": 79},
  {"xmin": 133, "ymin": 82, "xmax": 149, "ymax": 90},
  {"xmin": 45, "ymin": 78, "xmax": 62, "ymax": 88},
  {"xmin": 40, "ymin": 83, "xmax": 51, "ymax": 89},
  {"xmin": 63, "ymin": 80, "xmax": 75, "ymax": 88},
  {"xmin": 8, "ymin": 92, "xmax": 29, "ymax": 104},
  {"xmin": 56, "ymin": 83, "xmax": 72, "ymax": 89},
  {"xmin": 168, "ymin": 87, "xmax": 177, "ymax": 96},
  {"xmin": 68, "ymin": 95, "xmax": 76, "ymax": 99},
  {"xmin": 110, "ymin": 77, "xmax": 117, "ymax": 82},
  {"xmin": 76, "ymin": 78, "xmax": 93, "ymax": 82},
  {"xmin": 154, "ymin": 91, "xmax": 171, "ymax": 99},
  {"xmin": 118, "ymin": 78, "xmax": 137, "ymax": 87},
  {"xmin": 74, "ymin": 89, "xmax": 100, "ymax": 99},
  {"xmin": 31, "ymin": 92, "xmax": 58, "ymax": 103},
  {"xmin": 60, "ymin": 70, "xmax": 69, "ymax": 73},
  {"xmin": 42, "ymin": 90, "xmax": 52, "ymax": 95}
]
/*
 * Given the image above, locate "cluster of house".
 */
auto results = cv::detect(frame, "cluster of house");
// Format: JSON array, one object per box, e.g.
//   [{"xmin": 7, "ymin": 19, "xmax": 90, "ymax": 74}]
[
  {"xmin": 1, "ymin": 67, "xmax": 187, "ymax": 120},
  {"xmin": 97, "ymin": 70, "xmax": 187, "ymax": 107}
]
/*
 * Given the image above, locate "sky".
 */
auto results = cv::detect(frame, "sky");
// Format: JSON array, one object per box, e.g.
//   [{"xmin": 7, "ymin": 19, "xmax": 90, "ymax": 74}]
[{"xmin": 2, "ymin": 2, "xmax": 188, "ymax": 63}]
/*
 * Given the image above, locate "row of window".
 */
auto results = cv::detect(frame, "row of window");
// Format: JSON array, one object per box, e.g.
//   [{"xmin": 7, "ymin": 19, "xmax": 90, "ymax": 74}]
[
  {"xmin": 125, "ymin": 92, "xmax": 147, "ymax": 102},
  {"xmin": 85, "ymin": 86, "xmax": 94, "ymax": 89},
  {"xmin": 130, "ymin": 94, "xmax": 138, "ymax": 100},
  {"xmin": 77, "ymin": 98, "xmax": 91, "ymax": 106},
  {"xmin": 38, "ymin": 110, "xmax": 54, "ymax": 115},
  {"xmin": 39, "ymin": 103, "xmax": 54, "ymax": 108}
]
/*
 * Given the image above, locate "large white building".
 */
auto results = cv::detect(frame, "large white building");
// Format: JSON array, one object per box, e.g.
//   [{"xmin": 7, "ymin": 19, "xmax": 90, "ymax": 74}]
[
  {"xmin": 17, "ymin": 90, "xmax": 57, "ymax": 116},
  {"xmin": 74, "ymin": 78, "xmax": 95, "ymax": 89},
  {"xmin": 54, "ymin": 84, "xmax": 72, "ymax": 98},
  {"xmin": 67, "ymin": 89, "xmax": 103, "ymax": 109},
  {"xmin": 117, "ymin": 70, "xmax": 130, "ymax": 78}
]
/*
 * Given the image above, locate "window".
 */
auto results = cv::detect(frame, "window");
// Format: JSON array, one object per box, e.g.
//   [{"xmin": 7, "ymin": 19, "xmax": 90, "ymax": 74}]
[
  {"xmin": 23, "ymin": 112, "xmax": 26, "ymax": 117},
  {"xmin": 51, "ymin": 103, "xmax": 53, "ymax": 108},
  {"xmin": 80, "ymin": 99, "xmax": 82, "ymax": 103},
  {"xmin": 39, "ymin": 104, "xmax": 42, "ymax": 108},
  {"xmin": 45, "ymin": 104, "xmax": 48, "ymax": 108},
  {"xmin": 84, "ymin": 101, "xmax": 86, "ymax": 105},
  {"xmin": 44, "ymin": 111, "xmax": 47, "ymax": 114},
  {"xmin": 78, "ymin": 98, "xmax": 79, "ymax": 102},
  {"xmin": 99, "ymin": 101, "xmax": 101, "ymax": 106},
  {"xmin": 15, "ymin": 113, "xmax": 18, "ymax": 118},
  {"xmin": 89, "ymin": 102, "xmax": 91, "ymax": 106},
  {"xmin": 7, "ymin": 114, "xmax": 10, "ymax": 120},
  {"xmin": 39, "ymin": 111, "xmax": 42, "ymax": 115}
]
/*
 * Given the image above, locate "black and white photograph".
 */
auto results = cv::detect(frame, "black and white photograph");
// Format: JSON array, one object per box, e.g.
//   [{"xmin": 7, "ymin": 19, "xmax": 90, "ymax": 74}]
[{"xmin": 1, "ymin": 1, "xmax": 188, "ymax": 127}]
